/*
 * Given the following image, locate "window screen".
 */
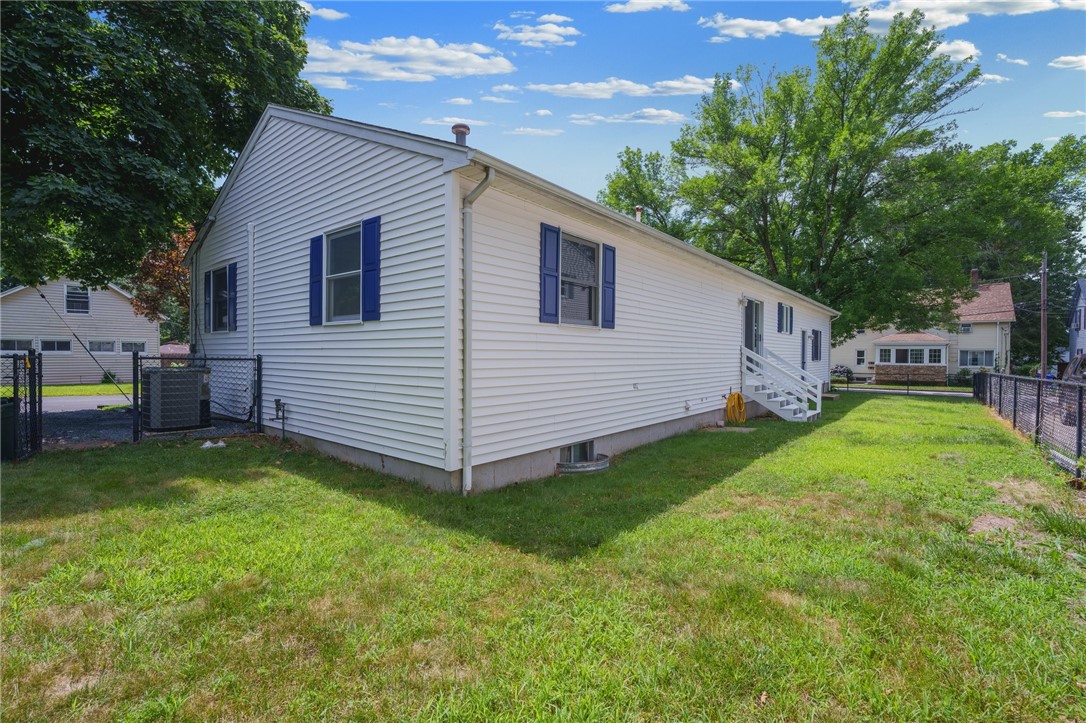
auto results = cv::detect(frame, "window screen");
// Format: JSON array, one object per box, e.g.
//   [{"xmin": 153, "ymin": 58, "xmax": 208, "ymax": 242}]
[
  {"xmin": 326, "ymin": 226, "xmax": 362, "ymax": 322},
  {"xmin": 560, "ymin": 236, "xmax": 598, "ymax": 326}
]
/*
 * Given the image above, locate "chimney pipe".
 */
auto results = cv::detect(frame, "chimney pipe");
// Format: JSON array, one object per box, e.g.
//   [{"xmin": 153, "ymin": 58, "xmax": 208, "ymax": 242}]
[
  {"xmin": 970, "ymin": 268, "xmax": 979, "ymax": 288},
  {"xmin": 634, "ymin": 205, "xmax": 643, "ymax": 223},
  {"xmin": 452, "ymin": 123, "xmax": 470, "ymax": 146}
]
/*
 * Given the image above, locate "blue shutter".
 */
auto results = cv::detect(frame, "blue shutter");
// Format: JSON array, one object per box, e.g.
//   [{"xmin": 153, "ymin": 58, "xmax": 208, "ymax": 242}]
[
  {"xmin": 602, "ymin": 244, "xmax": 616, "ymax": 329},
  {"xmin": 203, "ymin": 270, "xmax": 211, "ymax": 332},
  {"xmin": 309, "ymin": 235, "xmax": 323, "ymax": 326},
  {"xmin": 227, "ymin": 262, "xmax": 238, "ymax": 332},
  {"xmin": 777, "ymin": 303, "xmax": 783, "ymax": 333},
  {"xmin": 361, "ymin": 217, "xmax": 381, "ymax": 321},
  {"xmin": 539, "ymin": 223, "xmax": 560, "ymax": 324}
]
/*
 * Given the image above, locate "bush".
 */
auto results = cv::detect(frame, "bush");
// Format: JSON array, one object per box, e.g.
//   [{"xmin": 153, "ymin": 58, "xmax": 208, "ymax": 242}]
[
  {"xmin": 100, "ymin": 370, "xmax": 118, "ymax": 384},
  {"xmin": 951, "ymin": 369, "xmax": 973, "ymax": 387},
  {"xmin": 831, "ymin": 364, "xmax": 853, "ymax": 382}
]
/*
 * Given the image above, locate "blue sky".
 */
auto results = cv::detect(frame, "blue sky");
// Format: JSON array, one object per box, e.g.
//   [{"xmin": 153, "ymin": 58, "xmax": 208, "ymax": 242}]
[{"xmin": 299, "ymin": 0, "xmax": 1086, "ymax": 199}]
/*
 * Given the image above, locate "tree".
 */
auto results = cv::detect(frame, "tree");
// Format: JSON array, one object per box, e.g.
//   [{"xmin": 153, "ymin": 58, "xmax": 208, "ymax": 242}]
[
  {"xmin": 596, "ymin": 147, "xmax": 695, "ymax": 240},
  {"xmin": 1, "ymin": 1, "xmax": 330, "ymax": 287},
  {"xmin": 128, "ymin": 229, "xmax": 194, "ymax": 343}
]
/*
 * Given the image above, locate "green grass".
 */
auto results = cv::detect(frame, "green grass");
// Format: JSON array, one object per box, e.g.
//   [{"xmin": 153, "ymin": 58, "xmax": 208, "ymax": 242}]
[
  {"xmin": 3, "ymin": 394, "xmax": 1084, "ymax": 720},
  {"xmin": 41, "ymin": 383, "xmax": 133, "ymax": 397}
]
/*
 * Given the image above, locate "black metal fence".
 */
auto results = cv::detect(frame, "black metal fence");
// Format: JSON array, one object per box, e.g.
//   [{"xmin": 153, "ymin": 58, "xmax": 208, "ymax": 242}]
[
  {"xmin": 833, "ymin": 373, "xmax": 975, "ymax": 393},
  {"xmin": 131, "ymin": 354, "xmax": 262, "ymax": 442},
  {"xmin": 975, "ymin": 372, "xmax": 1085, "ymax": 474},
  {"xmin": 1, "ymin": 351, "xmax": 43, "ymax": 461}
]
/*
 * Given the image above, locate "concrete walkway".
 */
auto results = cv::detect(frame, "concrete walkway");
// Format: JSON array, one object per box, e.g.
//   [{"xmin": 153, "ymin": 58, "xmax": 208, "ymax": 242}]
[{"xmin": 42, "ymin": 395, "xmax": 132, "ymax": 412}]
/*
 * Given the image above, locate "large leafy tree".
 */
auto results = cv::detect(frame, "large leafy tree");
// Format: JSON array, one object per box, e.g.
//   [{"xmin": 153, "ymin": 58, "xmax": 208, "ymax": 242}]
[
  {"xmin": 2, "ymin": 1, "xmax": 330, "ymax": 287},
  {"xmin": 128, "ymin": 229, "xmax": 194, "ymax": 343},
  {"xmin": 596, "ymin": 147, "xmax": 695, "ymax": 241}
]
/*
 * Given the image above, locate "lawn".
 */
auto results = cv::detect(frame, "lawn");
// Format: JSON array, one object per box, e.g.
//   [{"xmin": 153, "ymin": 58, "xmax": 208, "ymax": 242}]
[
  {"xmin": 2, "ymin": 393, "xmax": 1084, "ymax": 720},
  {"xmin": 41, "ymin": 383, "xmax": 134, "ymax": 397}
]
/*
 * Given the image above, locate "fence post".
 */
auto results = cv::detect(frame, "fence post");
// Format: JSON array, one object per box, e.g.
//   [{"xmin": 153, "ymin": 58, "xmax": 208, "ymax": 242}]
[
  {"xmin": 255, "ymin": 354, "xmax": 263, "ymax": 433},
  {"xmin": 27, "ymin": 351, "xmax": 39, "ymax": 454},
  {"xmin": 1077, "ymin": 386, "xmax": 1083, "ymax": 469},
  {"xmin": 131, "ymin": 351, "xmax": 140, "ymax": 442},
  {"xmin": 1012, "ymin": 377, "xmax": 1018, "ymax": 430},
  {"xmin": 1035, "ymin": 378, "xmax": 1042, "ymax": 446}
]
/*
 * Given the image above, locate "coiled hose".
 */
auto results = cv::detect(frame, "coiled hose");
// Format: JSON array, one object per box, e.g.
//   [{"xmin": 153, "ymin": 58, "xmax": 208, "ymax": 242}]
[{"xmin": 725, "ymin": 392, "xmax": 746, "ymax": 424}]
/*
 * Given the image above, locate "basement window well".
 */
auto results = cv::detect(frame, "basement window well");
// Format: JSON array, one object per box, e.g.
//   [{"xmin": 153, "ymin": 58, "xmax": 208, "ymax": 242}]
[{"xmin": 557, "ymin": 440, "xmax": 610, "ymax": 474}]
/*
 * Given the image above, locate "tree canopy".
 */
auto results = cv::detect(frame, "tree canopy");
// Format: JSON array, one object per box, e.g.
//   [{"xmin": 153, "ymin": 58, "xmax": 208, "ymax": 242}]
[
  {"xmin": 597, "ymin": 9, "xmax": 1085, "ymax": 352},
  {"xmin": 1, "ymin": 1, "xmax": 330, "ymax": 287}
]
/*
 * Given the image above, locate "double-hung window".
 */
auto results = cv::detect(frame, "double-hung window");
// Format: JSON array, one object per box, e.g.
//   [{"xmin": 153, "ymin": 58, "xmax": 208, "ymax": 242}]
[
  {"xmin": 560, "ymin": 236, "xmax": 599, "ymax": 326},
  {"xmin": 309, "ymin": 217, "xmax": 380, "ymax": 326},
  {"xmin": 539, "ymin": 223, "xmax": 615, "ymax": 329},
  {"xmin": 204, "ymin": 263, "xmax": 238, "ymax": 333},
  {"xmin": 810, "ymin": 329, "xmax": 822, "ymax": 361},
  {"xmin": 856, "ymin": 349, "xmax": 866, "ymax": 366},
  {"xmin": 326, "ymin": 226, "xmax": 362, "ymax": 322},
  {"xmin": 778, "ymin": 303, "xmax": 794, "ymax": 334},
  {"xmin": 65, "ymin": 284, "xmax": 90, "ymax": 314}
]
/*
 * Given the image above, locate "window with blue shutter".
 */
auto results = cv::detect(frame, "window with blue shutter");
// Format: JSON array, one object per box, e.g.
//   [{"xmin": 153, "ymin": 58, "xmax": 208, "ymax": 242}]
[
  {"xmin": 362, "ymin": 217, "xmax": 381, "ymax": 321},
  {"xmin": 539, "ymin": 223, "xmax": 560, "ymax": 324},
  {"xmin": 602, "ymin": 244, "xmax": 616, "ymax": 329},
  {"xmin": 777, "ymin": 303, "xmax": 783, "ymax": 333},
  {"xmin": 309, "ymin": 235, "xmax": 323, "ymax": 325},
  {"xmin": 227, "ymin": 262, "xmax": 238, "ymax": 332}
]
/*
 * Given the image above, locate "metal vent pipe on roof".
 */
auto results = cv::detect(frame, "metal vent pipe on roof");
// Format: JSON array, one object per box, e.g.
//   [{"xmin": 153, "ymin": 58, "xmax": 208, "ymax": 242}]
[{"xmin": 452, "ymin": 123, "xmax": 470, "ymax": 146}]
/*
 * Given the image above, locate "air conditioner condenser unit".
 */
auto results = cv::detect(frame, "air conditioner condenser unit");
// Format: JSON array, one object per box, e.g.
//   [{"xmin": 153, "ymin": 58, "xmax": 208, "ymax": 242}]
[{"xmin": 141, "ymin": 367, "xmax": 211, "ymax": 432}]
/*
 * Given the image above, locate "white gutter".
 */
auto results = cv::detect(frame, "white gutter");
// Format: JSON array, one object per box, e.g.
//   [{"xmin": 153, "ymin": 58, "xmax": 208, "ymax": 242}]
[
  {"xmin": 460, "ymin": 166, "xmax": 495, "ymax": 496},
  {"xmin": 247, "ymin": 223, "xmax": 256, "ymax": 357}
]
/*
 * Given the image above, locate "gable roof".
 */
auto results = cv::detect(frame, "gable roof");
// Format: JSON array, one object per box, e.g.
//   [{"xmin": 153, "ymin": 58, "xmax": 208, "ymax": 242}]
[
  {"xmin": 874, "ymin": 332, "xmax": 948, "ymax": 345},
  {"xmin": 1068, "ymin": 279, "xmax": 1086, "ymax": 324},
  {"xmin": 189, "ymin": 104, "xmax": 839, "ymax": 317},
  {"xmin": 956, "ymin": 282, "xmax": 1015, "ymax": 323},
  {"xmin": 0, "ymin": 280, "xmax": 134, "ymax": 301}
]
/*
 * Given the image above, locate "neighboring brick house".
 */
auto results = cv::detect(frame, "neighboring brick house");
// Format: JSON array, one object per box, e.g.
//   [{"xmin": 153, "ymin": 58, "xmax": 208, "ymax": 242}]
[{"xmin": 830, "ymin": 272, "xmax": 1015, "ymax": 382}]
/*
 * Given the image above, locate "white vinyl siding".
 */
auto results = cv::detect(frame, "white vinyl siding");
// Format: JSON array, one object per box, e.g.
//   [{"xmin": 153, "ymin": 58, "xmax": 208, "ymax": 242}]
[
  {"xmin": 0, "ymin": 280, "xmax": 159, "ymax": 383},
  {"xmin": 194, "ymin": 115, "xmax": 450, "ymax": 468}
]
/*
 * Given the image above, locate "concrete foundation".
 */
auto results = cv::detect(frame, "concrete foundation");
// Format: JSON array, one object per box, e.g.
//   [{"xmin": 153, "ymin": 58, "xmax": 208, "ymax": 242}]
[{"xmin": 271, "ymin": 407, "xmax": 725, "ymax": 494}]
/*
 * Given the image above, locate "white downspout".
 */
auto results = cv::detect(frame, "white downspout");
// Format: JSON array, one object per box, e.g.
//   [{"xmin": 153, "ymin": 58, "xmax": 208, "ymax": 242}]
[
  {"xmin": 461, "ymin": 167, "xmax": 495, "ymax": 496},
  {"xmin": 247, "ymin": 223, "xmax": 256, "ymax": 357}
]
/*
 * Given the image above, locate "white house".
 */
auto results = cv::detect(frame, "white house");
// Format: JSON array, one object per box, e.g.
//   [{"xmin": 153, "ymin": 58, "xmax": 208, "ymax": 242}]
[
  {"xmin": 0, "ymin": 279, "xmax": 160, "ymax": 384},
  {"xmin": 830, "ymin": 277, "xmax": 1015, "ymax": 383},
  {"xmin": 186, "ymin": 105, "xmax": 836, "ymax": 493},
  {"xmin": 1068, "ymin": 279, "xmax": 1086, "ymax": 361}
]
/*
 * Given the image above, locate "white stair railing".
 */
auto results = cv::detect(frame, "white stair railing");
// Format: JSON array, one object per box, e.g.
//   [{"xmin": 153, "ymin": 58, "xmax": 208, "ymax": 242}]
[{"xmin": 740, "ymin": 347, "xmax": 822, "ymax": 420}]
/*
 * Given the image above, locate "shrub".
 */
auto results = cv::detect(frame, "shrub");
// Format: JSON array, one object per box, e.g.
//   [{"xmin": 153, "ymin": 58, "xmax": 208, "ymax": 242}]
[
  {"xmin": 100, "ymin": 370, "xmax": 119, "ymax": 384},
  {"xmin": 831, "ymin": 364, "xmax": 853, "ymax": 381}
]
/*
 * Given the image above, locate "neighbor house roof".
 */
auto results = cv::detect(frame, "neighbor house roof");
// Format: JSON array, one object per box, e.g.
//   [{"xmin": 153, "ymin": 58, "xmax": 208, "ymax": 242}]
[
  {"xmin": 189, "ymin": 104, "xmax": 839, "ymax": 317},
  {"xmin": 874, "ymin": 332, "xmax": 948, "ymax": 345},
  {"xmin": 956, "ymin": 282, "xmax": 1015, "ymax": 323},
  {"xmin": 0, "ymin": 280, "xmax": 134, "ymax": 301}
]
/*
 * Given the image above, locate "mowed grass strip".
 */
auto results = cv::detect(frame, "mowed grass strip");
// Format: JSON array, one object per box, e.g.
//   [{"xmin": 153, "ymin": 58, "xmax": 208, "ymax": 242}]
[
  {"xmin": 2, "ymin": 393, "xmax": 1084, "ymax": 720},
  {"xmin": 39, "ymin": 383, "xmax": 134, "ymax": 398}
]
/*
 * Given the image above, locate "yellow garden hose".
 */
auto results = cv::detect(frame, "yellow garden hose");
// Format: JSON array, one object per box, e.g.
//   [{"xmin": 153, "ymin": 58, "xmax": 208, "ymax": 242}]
[{"xmin": 726, "ymin": 392, "xmax": 746, "ymax": 424}]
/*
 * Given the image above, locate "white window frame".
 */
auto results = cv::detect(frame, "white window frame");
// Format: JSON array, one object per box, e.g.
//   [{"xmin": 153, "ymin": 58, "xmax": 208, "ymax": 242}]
[
  {"xmin": 559, "ymin": 233, "xmax": 601, "ymax": 328},
  {"xmin": 959, "ymin": 349, "xmax": 995, "ymax": 368},
  {"xmin": 208, "ymin": 265, "xmax": 230, "ymax": 332},
  {"xmin": 121, "ymin": 341, "xmax": 147, "ymax": 354},
  {"xmin": 40, "ymin": 339, "xmax": 73, "ymax": 354},
  {"xmin": 856, "ymin": 349, "xmax": 866, "ymax": 366},
  {"xmin": 878, "ymin": 347, "xmax": 947, "ymax": 365},
  {"xmin": 324, "ymin": 224, "xmax": 363, "ymax": 325},
  {"xmin": 781, "ymin": 304, "xmax": 794, "ymax": 335},
  {"xmin": 0, "ymin": 339, "xmax": 33, "ymax": 351},
  {"xmin": 879, "ymin": 348, "xmax": 892, "ymax": 363},
  {"xmin": 958, "ymin": 323, "xmax": 972, "ymax": 334},
  {"xmin": 928, "ymin": 348, "xmax": 942, "ymax": 364},
  {"xmin": 65, "ymin": 282, "xmax": 90, "ymax": 314},
  {"xmin": 89, "ymin": 340, "xmax": 116, "ymax": 354}
]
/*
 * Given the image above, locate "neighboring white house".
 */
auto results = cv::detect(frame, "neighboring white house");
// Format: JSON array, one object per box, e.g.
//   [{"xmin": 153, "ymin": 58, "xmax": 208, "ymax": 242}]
[
  {"xmin": 830, "ymin": 276, "xmax": 1015, "ymax": 382},
  {"xmin": 1068, "ymin": 279, "xmax": 1086, "ymax": 360},
  {"xmin": 0, "ymin": 279, "xmax": 160, "ymax": 384},
  {"xmin": 186, "ymin": 105, "xmax": 836, "ymax": 493}
]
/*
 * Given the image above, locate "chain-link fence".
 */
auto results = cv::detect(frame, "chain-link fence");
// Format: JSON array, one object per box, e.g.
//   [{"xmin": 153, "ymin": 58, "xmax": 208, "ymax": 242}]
[
  {"xmin": 132, "ymin": 354, "xmax": 262, "ymax": 441},
  {"xmin": 975, "ymin": 372, "xmax": 1085, "ymax": 474},
  {"xmin": 1, "ymin": 351, "xmax": 42, "ymax": 461}
]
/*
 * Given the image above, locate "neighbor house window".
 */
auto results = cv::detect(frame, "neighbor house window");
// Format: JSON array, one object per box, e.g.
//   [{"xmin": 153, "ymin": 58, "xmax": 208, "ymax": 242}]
[
  {"xmin": 326, "ymin": 225, "xmax": 362, "ymax": 322},
  {"xmin": 0, "ymin": 339, "xmax": 33, "ymax": 351},
  {"xmin": 89, "ymin": 340, "xmax": 115, "ymax": 353},
  {"xmin": 885, "ymin": 347, "xmax": 945, "ymax": 364},
  {"xmin": 65, "ymin": 284, "xmax": 90, "ymax": 314},
  {"xmin": 210, "ymin": 266, "xmax": 230, "ymax": 331},
  {"xmin": 908, "ymin": 348, "xmax": 924, "ymax": 364},
  {"xmin": 560, "ymin": 235, "xmax": 599, "ymax": 326},
  {"xmin": 856, "ymin": 349, "xmax": 866, "ymax": 366},
  {"xmin": 121, "ymin": 341, "xmax": 146, "ymax": 353},
  {"xmin": 1075, "ymin": 310, "xmax": 1083, "ymax": 330},
  {"xmin": 41, "ymin": 339, "xmax": 72, "ymax": 353},
  {"xmin": 959, "ymin": 350, "xmax": 994, "ymax": 367},
  {"xmin": 879, "ymin": 348, "xmax": 892, "ymax": 363},
  {"xmin": 928, "ymin": 348, "xmax": 942, "ymax": 364},
  {"xmin": 810, "ymin": 330, "xmax": 822, "ymax": 361},
  {"xmin": 959, "ymin": 323, "xmax": 972, "ymax": 334}
]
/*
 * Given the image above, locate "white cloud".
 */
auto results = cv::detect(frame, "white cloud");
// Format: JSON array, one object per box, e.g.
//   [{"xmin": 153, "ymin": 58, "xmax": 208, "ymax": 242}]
[
  {"xmin": 304, "ymin": 74, "xmax": 356, "ymax": 90},
  {"xmin": 1049, "ymin": 54, "xmax": 1086, "ymax": 70},
  {"xmin": 505, "ymin": 128, "xmax": 565, "ymax": 136},
  {"xmin": 494, "ymin": 19, "xmax": 582, "ymax": 48},
  {"xmin": 480, "ymin": 95, "xmax": 516, "ymax": 104},
  {"xmin": 569, "ymin": 108, "xmax": 687, "ymax": 125},
  {"xmin": 1043, "ymin": 110, "xmax": 1086, "ymax": 117},
  {"xmin": 936, "ymin": 39, "xmax": 980, "ymax": 60},
  {"xmin": 445, "ymin": 97, "xmax": 473, "ymax": 105},
  {"xmin": 698, "ymin": 13, "xmax": 837, "ymax": 40},
  {"xmin": 996, "ymin": 53, "xmax": 1029, "ymax": 65},
  {"xmin": 537, "ymin": 14, "xmax": 573, "ymax": 23},
  {"xmin": 305, "ymin": 36, "xmax": 515, "ymax": 82},
  {"xmin": 527, "ymin": 109, "xmax": 553, "ymax": 116},
  {"xmin": 526, "ymin": 75, "xmax": 715, "ymax": 99},
  {"xmin": 492, "ymin": 84, "xmax": 520, "ymax": 93},
  {"xmin": 605, "ymin": 0, "xmax": 690, "ymax": 12},
  {"xmin": 420, "ymin": 117, "xmax": 490, "ymax": 126},
  {"xmin": 299, "ymin": 1, "xmax": 349, "ymax": 21},
  {"xmin": 977, "ymin": 73, "xmax": 1011, "ymax": 85},
  {"xmin": 508, "ymin": 10, "xmax": 535, "ymax": 19}
]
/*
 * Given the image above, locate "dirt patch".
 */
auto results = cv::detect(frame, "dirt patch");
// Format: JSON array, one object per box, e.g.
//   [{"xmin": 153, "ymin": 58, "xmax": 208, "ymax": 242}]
[
  {"xmin": 989, "ymin": 478, "xmax": 1057, "ymax": 509},
  {"xmin": 408, "ymin": 638, "xmax": 475, "ymax": 685},
  {"xmin": 969, "ymin": 515, "xmax": 1018, "ymax": 535},
  {"xmin": 931, "ymin": 452, "xmax": 967, "ymax": 464},
  {"xmin": 766, "ymin": 589, "xmax": 805, "ymax": 609},
  {"xmin": 48, "ymin": 672, "xmax": 100, "ymax": 699}
]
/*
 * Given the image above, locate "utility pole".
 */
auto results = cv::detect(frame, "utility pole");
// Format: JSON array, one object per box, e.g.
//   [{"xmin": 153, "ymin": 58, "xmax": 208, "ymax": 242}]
[{"xmin": 1040, "ymin": 250, "xmax": 1048, "ymax": 376}]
